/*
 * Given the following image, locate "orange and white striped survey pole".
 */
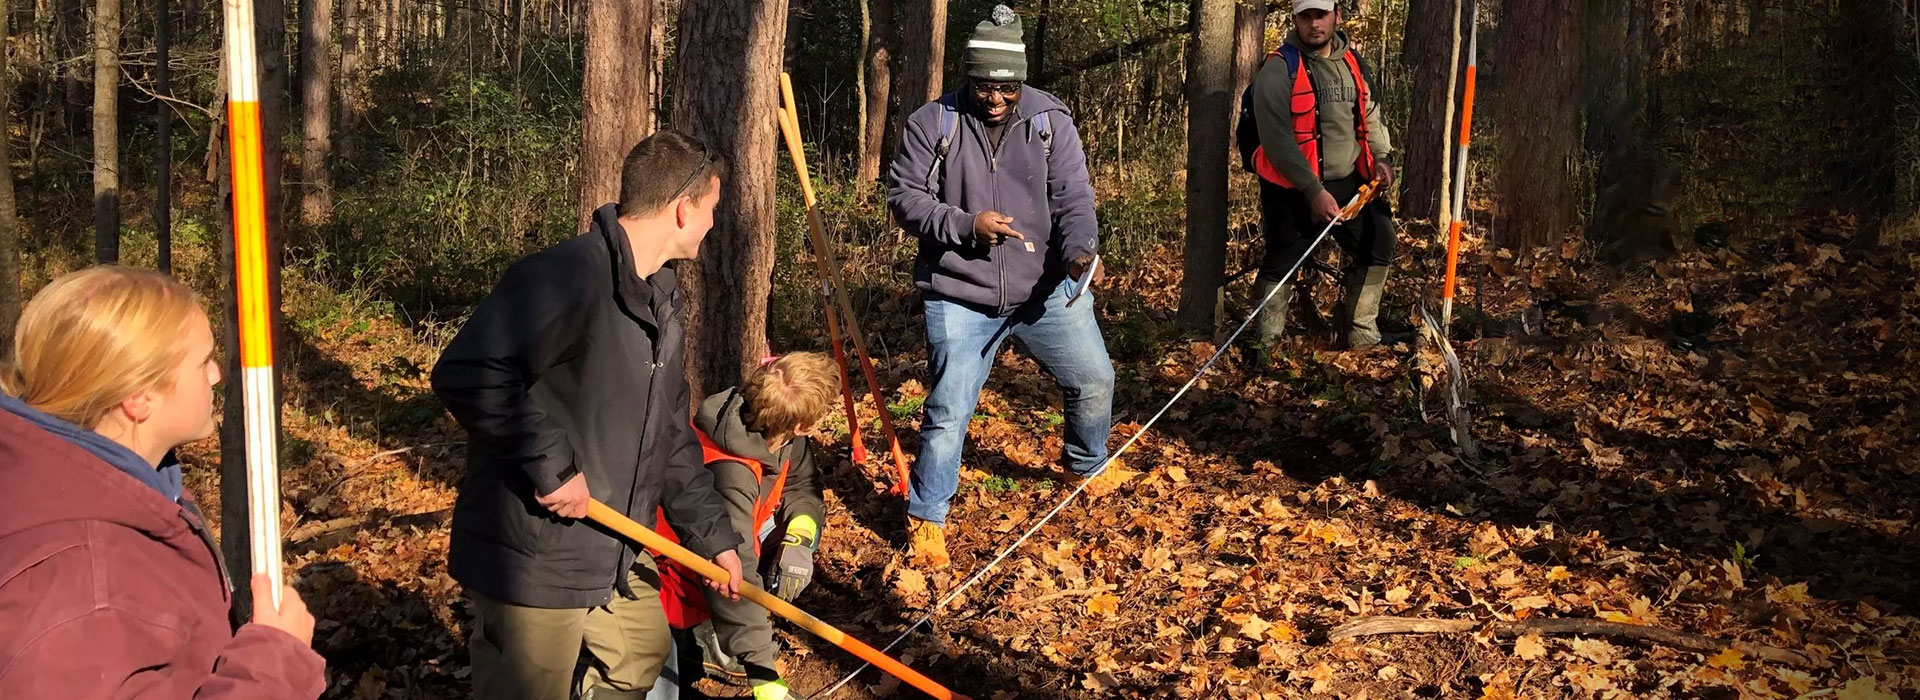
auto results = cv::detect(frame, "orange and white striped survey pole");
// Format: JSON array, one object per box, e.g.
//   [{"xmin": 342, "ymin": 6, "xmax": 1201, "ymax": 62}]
[
  {"xmin": 221, "ymin": 0, "xmax": 283, "ymax": 608},
  {"xmin": 1440, "ymin": 0, "xmax": 1479, "ymax": 334}
]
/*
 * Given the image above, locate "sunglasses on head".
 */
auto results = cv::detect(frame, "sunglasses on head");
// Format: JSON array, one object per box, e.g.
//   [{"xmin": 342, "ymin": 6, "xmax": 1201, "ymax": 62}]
[{"xmin": 667, "ymin": 138, "xmax": 714, "ymax": 203}]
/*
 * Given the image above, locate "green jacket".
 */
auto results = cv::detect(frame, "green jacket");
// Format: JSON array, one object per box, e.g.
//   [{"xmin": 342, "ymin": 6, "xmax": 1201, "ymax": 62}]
[{"xmin": 1252, "ymin": 30, "xmax": 1396, "ymax": 198}]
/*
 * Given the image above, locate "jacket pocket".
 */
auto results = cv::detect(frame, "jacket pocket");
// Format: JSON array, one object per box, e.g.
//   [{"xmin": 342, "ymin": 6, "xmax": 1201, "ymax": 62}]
[{"xmin": 468, "ymin": 469, "xmax": 562, "ymax": 554}]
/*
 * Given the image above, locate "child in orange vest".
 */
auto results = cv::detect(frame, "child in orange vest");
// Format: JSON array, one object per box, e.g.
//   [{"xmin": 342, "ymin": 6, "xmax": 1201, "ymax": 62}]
[{"xmin": 651, "ymin": 353, "xmax": 840, "ymax": 700}]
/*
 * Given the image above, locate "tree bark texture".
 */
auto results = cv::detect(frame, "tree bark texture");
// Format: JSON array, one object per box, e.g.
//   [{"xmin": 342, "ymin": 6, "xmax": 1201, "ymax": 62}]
[
  {"xmin": 258, "ymin": 0, "xmax": 287, "ymax": 247},
  {"xmin": 580, "ymin": 0, "xmax": 654, "ymax": 228},
  {"xmin": 1491, "ymin": 0, "xmax": 1581, "ymax": 252},
  {"xmin": 1230, "ymin": 0, "xmax": 1267, "ymax": 107},
  {"xmin": 671, "ymin": 0, "xmax": 786, "ymax": 397},
  {"xmin": 59, "ymin": 0, "xmax": 84, "ymax": 129},
  {"xmin": 0, "ymin": 0, "xmax": 22, "ymax": 346},
  {"xmin": 92, "ymin": 0, "xmax": 120, "ymax": 262},
  {"xmin": 893, "ymin": 0, "xmax": 945, "ymax": 131},
  {"xmin": 1178, "ymin": 0, "xmax": 1234, "ymax": 331},
  {"xmin": 155, "ymin": 0, "xmax": 173, "ymax": 272},
  {"xmin": 339, "ymin": 0, "xmax": 367, "ymax": 145},
  {"xmin": 1398, "ymin": 0, "xmax": 1461, "ymax": 224},
  {"xmin": 300, "ymin": 0, "xmax": 334, "ymax": 225},
  {"xmin": 1033, "ymin": 0, "xmax": 1050, "ymax": 81},
  {"xmin": 857, "ymin": 0, "xmax": 891, "ymax": 184}
]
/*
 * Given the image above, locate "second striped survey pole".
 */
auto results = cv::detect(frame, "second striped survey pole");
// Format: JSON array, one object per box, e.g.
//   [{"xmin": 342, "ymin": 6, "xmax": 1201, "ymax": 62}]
[
  {"xmin": 777, "ymin": 73, "xmax": 913, "ymax": 494},
  {"xmin": 221, "ymin": 0, "xmax": 284, "ymax": 607},
  {"xmin": 1441, "ymin": 0, "xmax": 1479, "ymax": 334},
  {"xmin": 584, "ymin": 501, "xmax": 971, "ymax": 700}
]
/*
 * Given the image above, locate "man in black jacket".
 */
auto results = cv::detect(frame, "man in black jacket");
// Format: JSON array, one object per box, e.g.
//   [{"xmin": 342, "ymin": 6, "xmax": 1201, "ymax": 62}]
[{"xmin": 431, "ymin": 130, "xmax": 745, "ymax": 700}]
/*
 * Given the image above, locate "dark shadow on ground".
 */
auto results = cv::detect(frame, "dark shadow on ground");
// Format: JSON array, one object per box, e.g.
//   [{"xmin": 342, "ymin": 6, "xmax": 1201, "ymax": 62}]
[
  {"xmin": 298, "ymin": 558, "xmax": 467, "ymax": 699},
  {"xmin": 281, "ymin": 328, "xmax": 465, "ymax": 491}
]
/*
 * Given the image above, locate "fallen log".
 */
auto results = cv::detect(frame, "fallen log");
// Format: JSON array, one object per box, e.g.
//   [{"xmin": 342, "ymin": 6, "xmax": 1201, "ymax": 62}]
[{"xmin": 1327, "ymin": 616, "xmax": 1821, "ymax": 668}]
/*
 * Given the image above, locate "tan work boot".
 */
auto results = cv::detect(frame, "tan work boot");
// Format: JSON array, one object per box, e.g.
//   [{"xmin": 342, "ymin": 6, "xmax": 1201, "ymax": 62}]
[
  {"xmin": 1078, "ymin": 458, "xmax": 1140, "ymax": 497},
  {"xmin": 907, "ymin": 517, "xmax": 949, "ymax": 569}
]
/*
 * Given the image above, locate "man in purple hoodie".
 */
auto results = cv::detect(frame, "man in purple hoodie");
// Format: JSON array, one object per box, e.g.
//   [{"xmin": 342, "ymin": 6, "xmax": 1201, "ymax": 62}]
[{"xmin": 887, "ymin": 4, "xmax": 1128, "ymax": 568}]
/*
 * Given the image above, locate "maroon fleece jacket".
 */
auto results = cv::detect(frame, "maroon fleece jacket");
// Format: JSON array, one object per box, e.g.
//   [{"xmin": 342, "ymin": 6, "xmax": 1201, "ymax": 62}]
[{"xmin": 0, "ymin": 406, "xmax": 325, "ymax": 699}]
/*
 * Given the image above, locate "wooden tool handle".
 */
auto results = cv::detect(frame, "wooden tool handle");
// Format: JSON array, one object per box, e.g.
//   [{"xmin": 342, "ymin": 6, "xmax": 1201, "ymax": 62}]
[{"xmin": 584, "ymin": 501, "xmax": 970, "ymax": 700}]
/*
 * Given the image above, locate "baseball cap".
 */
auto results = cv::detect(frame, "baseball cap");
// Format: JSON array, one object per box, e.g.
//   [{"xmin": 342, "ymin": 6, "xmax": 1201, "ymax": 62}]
[{"xmin": 1293, "ymin": 0, "xmax": 1336, "ymax": 14}]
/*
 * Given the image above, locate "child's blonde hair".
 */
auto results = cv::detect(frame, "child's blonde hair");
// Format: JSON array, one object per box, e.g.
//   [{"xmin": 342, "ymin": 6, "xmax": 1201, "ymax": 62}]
[
  {"xmin": 741, "ymin": 352, "xmax": 841, "ymax": 441},
  {"xmin": 1, "ymin": 266, "xmax": 205, "ymax": 427}
]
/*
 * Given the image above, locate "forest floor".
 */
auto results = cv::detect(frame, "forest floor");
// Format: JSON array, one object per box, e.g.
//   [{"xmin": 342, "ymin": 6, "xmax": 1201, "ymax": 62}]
[{"xmin": 182, "ymin": 208, "xmax": 1919, "ymax": 699}]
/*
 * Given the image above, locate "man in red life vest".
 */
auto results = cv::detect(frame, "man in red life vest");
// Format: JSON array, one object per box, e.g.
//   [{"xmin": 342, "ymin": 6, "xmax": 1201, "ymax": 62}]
[
  {"xmin": 652, "ymin": 353, "xmax": 840, "ymax": 700},
  {"xmin": 1248, "ymin": 0, "xmax": 1406, "ymax": 350}
]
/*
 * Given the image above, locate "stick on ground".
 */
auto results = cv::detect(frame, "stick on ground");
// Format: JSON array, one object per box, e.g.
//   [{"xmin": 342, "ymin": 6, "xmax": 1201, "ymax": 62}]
[{"xmin": 1327, "ymin": 616, "xmax": 1821, "ymax": 668}]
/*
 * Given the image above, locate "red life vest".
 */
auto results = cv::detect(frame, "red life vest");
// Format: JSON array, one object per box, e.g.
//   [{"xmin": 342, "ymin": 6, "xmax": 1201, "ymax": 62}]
[
  {"xmin": 1252, "ymin": 45, "xmax": 1378, "ymax": 189},
  {"xmin": 652, "ymin": 425, "xmax": 793, "ymax": 629}
]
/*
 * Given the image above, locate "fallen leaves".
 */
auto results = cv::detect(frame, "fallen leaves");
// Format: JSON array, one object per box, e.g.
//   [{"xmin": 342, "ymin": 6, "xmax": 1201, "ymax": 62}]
[
  {"xmin": 1705, "ymin": 647, "xmax": 1746, "ymax": 670},
  {"xmin": 1514, "ymin": 633, "xmax": 1549, "ymax": 660},
  {"xmin": 1085, "ymin": 592, "xmax": 1121, "ymax": 617}
]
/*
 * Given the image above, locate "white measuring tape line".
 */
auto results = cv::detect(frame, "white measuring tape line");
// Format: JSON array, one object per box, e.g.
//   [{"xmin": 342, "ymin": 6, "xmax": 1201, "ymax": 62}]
[{"xmin": 817, "ymin": 187, "xmax": 1379, "ymax": 697}]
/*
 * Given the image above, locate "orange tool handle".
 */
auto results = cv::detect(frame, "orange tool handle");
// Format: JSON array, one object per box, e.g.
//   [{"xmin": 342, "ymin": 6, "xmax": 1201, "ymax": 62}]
[
  {"xmin": 821, "ymin": 291, "xmax": 868, "ymax": 463},
  {"xmin": 777, "ymin": 75, "xmax": 913, "ymax": 495},
  {"xmin": 585, "ymin": 501, "xmax": 970, "ymax": 700}
]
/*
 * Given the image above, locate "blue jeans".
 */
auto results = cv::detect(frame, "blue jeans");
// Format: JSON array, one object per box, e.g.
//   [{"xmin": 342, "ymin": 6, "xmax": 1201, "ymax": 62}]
[{"xmin": 909, "ymin": 280, "xmax": 1116, "ymax": 524}]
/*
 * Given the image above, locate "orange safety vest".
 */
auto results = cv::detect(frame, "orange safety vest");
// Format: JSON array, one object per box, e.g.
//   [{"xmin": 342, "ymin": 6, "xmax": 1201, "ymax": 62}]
[
  {"xmin": 652, "ymin": 425, "xmax": 793, "ymax": 629},
  {"xmin": 1252, "ymin": 45, "xmax": 1378, "ymax": 190}
]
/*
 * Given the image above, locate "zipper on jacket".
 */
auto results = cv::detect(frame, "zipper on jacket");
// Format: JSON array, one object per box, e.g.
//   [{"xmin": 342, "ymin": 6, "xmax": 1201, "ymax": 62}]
[
  {"xmin": 612, "ymin": 345, "xmax": 666, "ymax": 599},
  {"xmin": 181, "ymin": 512, "xmax": 233, "ymax": 603}
]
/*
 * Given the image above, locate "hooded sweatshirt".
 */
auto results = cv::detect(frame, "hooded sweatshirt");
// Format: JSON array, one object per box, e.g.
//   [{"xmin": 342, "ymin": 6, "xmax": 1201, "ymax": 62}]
[
  {"xmin": 888, "ymin": 85, "xmax": 1100, "ymax": 315},
  {"xmin": 1253, "ymin": 30, "xmax": 1396, "ymax": 199},
  {"xmin": 0, "ymin": 393, "xmax": 326, "ymax": 699},
  {"xmin": 687, "ymin": 387, "xmax": 824, "ymax": 674}
]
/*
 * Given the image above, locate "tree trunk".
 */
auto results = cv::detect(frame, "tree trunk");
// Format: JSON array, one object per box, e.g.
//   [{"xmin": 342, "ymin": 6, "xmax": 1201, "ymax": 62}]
[
  {"xmin": 1033, "ymin": 0, "xmax": 1050, "ymax": 81},
  {"xmin": 1838, "ymin": 0, "xmax": 1901, "ymax": 246},
  {"xmin": 1179, "ymin": 0, "xmax": 1233, "ymax": 331},
  {"xmin": 339, "ymin": 0, "xmax": 366, "ymax": 152},
  {"xmin": 210, "ymin": 49, "xmax": 252, "ymax": 622},
  {"xmin": 92, "ymin": 0, "xmax": 120, "ymax": 263},
  {"xmin": 300, "ymin": 0, "xmax": 334, "ymax": 225},
  {"xmin": 256, "ymin": 0, "xmax": 289, "ymax": 487},
  {"xmin": 258, "ymin": 0, "xmax": 287, "ymax": 238},
  {"xmin": 509, "ymin": 0, "xmax": 524, "ymax": 74},
  {"xmin": 0, "ymin": 0, "xmax": 23, "ymax": 346},
  {"xmin": 651, "ymin": 0, "xmax": 673, "ymax": 132},
  {"xmin": 672, "ymin": 0, "xmax": 785, "ymax": 397},
  {"xmin": 59, "ymin": 0, "xmax": 84, "ymax": 130},
  {"xmin": 155, "ymin": 0, "xmax": 172, "ymax": 272},
  {"xmin": 856, "ymin": 0, "xmax": 891, "ymax": 185},
  {"xmin": 1398, "ymin": 0, "xmax": 1459, "ymax": 224},
  {"xmin": 1491, "ymin": 0, "xmax": 1581, "ymax": 252},
  {"xmin": 580, "ymin": 0, "xmax": 653, "ymax": 228},
  {"xmin": 894, "ymin": 0, "xmax": 945, "ymax": 131},
  {"xmin": 1229, "ymin": 0, "xmax": 1266, "ymax": 103},
  {"xmin": 783, "ymin": 0, "xmax": 802, "ymax": 73}
]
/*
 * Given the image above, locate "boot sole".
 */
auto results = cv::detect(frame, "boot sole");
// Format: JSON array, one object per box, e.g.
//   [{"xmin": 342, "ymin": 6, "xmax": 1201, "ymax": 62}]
[{"xmin": 702, "ymin": 659, "xmax": 751, "ymax": 687}]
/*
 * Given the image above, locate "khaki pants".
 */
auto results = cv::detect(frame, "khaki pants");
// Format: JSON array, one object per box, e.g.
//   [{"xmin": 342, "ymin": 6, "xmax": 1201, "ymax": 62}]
[{"xmin": 468, "ymin": 560, "xmax": 671, "ymax": 700}]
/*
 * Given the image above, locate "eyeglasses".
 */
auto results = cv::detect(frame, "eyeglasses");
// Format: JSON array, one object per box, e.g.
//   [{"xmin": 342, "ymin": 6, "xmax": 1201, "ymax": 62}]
[
  {"xmin": 970, "ymin": 81, "xmax": 1022, "ymax": 98},
  {"xmin": 667, "ymin": 138, "xmax": 715, "ymax": 203}
]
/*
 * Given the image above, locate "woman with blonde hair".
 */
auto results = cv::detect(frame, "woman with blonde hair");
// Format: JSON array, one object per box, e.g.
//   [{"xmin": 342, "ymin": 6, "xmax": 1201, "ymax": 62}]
[{"xmin": 0, "ymin": 266, "xmax": 325, "ymax": 698}]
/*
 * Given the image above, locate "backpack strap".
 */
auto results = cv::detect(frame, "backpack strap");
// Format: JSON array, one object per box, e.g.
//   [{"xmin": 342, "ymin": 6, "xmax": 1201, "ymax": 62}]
[
  {"xmin": 929, "ymin": 96, "xmax": 961, "ymax": 197},
  {"xmin": 1033, "ymin": 111, "xmax": 1053, "ymax": 160},
  {"xmin": 1279, "ymin": 44, "xmax": 1305, "ymax": 81}
]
